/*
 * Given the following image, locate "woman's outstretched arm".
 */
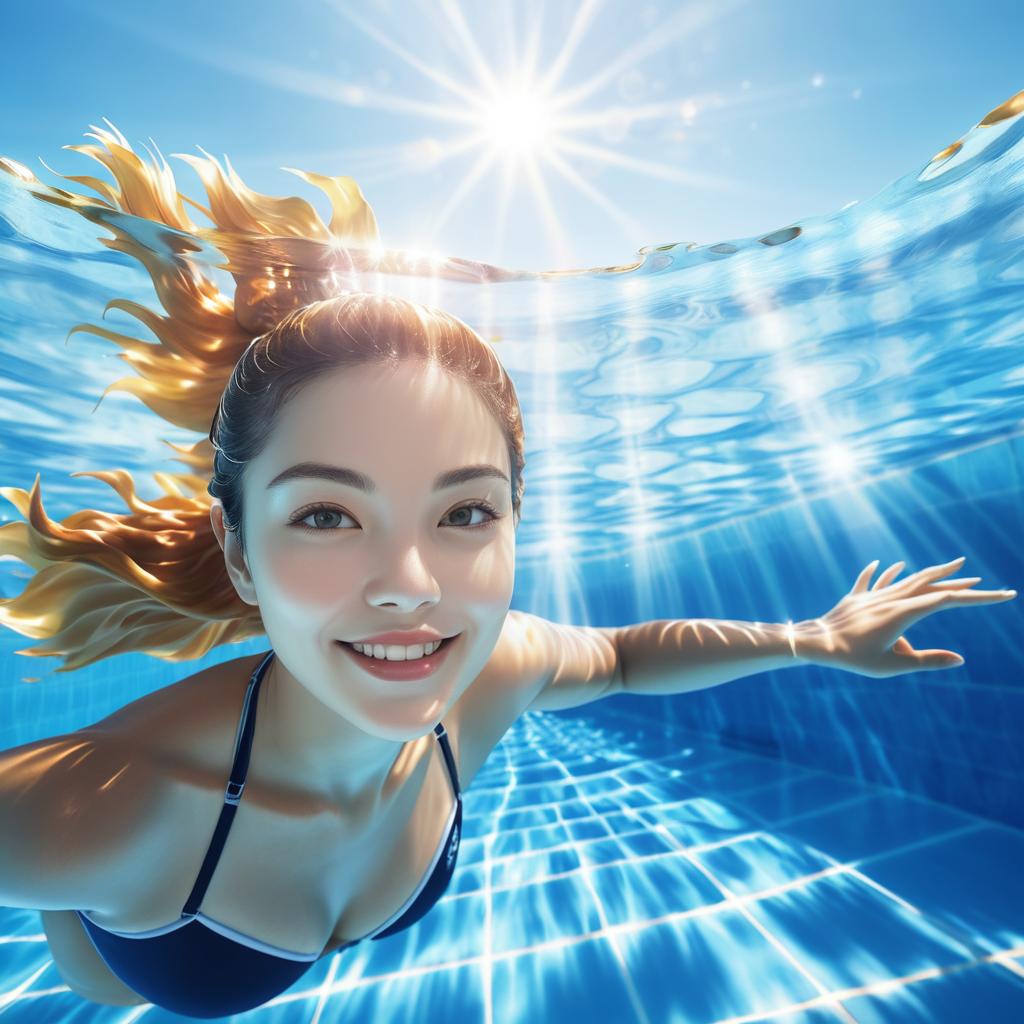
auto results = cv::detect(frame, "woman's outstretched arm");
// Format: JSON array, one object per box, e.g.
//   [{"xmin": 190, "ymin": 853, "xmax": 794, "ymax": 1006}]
[
  {"xmin": 614, "ymin": 556, "xmax": 1016, "ymax": 696},
  {"xmin": 614, "ymin": 617, "xmax": 809, "ymax": 697}
]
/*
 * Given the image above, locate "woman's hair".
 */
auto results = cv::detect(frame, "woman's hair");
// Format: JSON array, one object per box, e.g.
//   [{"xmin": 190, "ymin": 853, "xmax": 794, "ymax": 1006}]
[{"xmin": 0, "ymin": 122, "xmax": 526, "ymax": 674}]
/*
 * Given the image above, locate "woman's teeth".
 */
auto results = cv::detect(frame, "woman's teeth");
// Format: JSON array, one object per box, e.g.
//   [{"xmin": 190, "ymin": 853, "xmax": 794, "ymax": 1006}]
[{"xmin": 347, "ymin": 639, "xmax": 445, "ymax": 661}]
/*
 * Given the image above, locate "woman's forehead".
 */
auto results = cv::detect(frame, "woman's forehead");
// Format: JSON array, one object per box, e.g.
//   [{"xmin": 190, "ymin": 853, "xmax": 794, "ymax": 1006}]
[
  {"xmin": 255, "ymin": 363, "xmax": 508, "ymax": 480},
  {"xmin": 294, "ymin": 360, "xmax": 466, "ymax": 409}
]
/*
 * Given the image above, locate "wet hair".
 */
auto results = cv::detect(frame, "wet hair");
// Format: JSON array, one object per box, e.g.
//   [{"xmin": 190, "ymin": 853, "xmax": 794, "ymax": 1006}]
[{"xmin": 0, "ymin": 122, "xmax": 525, "ymax": 673}]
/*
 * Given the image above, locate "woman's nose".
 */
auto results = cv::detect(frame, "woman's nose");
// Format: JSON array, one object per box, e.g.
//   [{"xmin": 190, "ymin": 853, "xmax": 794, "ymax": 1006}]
[{"xmin": 362, "ymin": 543, "xmax": 445, "ymax": 608}]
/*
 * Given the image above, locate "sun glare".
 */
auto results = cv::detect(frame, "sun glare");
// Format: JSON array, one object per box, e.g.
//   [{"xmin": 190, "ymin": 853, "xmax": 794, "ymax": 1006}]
[
  {"xmin": 303, "ymin": 1, "xmax": 741, "ymax": 257},
  {"xmin": 820, "ymin": 442, "xmax": 861, "ymax": 480},
  {"xmin": 478, "ymin": 87, "xmax": 555, "ymax": 157}
]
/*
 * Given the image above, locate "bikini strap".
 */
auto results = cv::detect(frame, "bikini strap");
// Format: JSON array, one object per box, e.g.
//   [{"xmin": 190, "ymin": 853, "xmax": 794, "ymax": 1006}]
[
  {"xmin": 182, "ymin": 650, "xmax": 275, "ymax": 917},
  {"xmin": 433, "ymin": 722, "xmax": 462, "ymax": 800}
]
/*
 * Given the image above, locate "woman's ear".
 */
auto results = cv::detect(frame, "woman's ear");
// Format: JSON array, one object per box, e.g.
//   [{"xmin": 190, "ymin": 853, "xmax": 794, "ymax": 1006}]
[{"xmin": 209, "ymin": 501, "xmax": 259, "ymax": 607}]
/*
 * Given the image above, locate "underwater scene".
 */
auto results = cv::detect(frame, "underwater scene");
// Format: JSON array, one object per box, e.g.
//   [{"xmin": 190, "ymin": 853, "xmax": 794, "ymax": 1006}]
[{"xmin": 0, "ymin": 66, "xmax": 1022, "ymax": 1024}]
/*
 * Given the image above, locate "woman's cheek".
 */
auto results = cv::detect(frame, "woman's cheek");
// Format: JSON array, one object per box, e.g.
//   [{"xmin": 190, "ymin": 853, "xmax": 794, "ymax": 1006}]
[{"xmin": 266, "ymin": 542, "xmax": 343, "ymax": 608}]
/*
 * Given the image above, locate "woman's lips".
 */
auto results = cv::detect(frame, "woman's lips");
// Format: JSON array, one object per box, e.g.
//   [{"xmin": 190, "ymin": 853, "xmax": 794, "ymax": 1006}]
[{"xmin": 335, "ymin": 633, "xmax": 459, "ymax": 682}]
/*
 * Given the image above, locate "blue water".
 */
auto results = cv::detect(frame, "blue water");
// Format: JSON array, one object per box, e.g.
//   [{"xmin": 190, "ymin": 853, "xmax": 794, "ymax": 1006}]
[{"xmin": 0, "ymin": 95, "xmax": 1022, "ymax": 1020}]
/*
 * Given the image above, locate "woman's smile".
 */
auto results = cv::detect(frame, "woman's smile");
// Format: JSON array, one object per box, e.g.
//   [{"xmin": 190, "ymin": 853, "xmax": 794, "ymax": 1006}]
[{"xmin": 335, "ymin": 632, "xmax": 461, "ymax": 682}]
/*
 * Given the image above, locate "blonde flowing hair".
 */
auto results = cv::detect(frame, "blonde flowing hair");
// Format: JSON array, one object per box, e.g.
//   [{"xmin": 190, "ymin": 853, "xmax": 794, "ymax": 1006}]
[{"xmin": 0, "ymin": 122, "xmax": 526, "ymax": 674}]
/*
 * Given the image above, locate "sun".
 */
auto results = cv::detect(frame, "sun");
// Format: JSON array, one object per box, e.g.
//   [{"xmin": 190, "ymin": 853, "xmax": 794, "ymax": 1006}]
[
  {"xmin": 268, "ymin": 1, "xmax": 740, "ymax": 261},
  {"xmin": 476, "ymin": 86, "xmax": 556, "ymax": 159}
]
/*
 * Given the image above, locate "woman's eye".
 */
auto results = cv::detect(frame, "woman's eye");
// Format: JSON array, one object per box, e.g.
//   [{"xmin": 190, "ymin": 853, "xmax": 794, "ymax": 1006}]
[
  {"xmin": 287, "ymin": 501, "xmax": 501, "ymax": 534},
  {"xmin": 289, "ymin": 505, "xmax": 355, "ymax": 533},
  {"xmin": 443, "ymin": 503, "xmax": 500, "ymax": 529}
]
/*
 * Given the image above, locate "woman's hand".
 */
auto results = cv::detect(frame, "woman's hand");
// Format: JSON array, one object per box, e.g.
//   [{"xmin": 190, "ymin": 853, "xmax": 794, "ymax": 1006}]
[{"xmin": 796, "ymin": 556, "xmax": 1017, "ymax": 678}]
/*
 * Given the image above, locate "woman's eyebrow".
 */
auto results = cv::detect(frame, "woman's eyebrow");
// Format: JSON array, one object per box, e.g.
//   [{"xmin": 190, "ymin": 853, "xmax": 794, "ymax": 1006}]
[{"xmin": 266, "ymin": 462, "xmax": 509, "ymax": 493}]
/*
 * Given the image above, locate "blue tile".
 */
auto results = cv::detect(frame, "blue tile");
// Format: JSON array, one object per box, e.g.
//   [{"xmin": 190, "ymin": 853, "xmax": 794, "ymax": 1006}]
[
  {"xmin": 557, "ymin": 797, "xmax": 596, "ymax": 820},
  {"xmin": 634, "ymin": 776, "xmax": 708, "ymax": 805},
  {"xmin": 566, "ymin": 815, "xmax": 615, "ymax": 841},
  {"xmin": 862, "ymin": 825, "xmax": 1024, "ymax": 955},
  {"xmin": 842, "ymin": 961, "xmax": 1024, "ymax": 1023},
  {"xmin": 590, "ymin": 853, "xmax": 725, "ymax": 925},
  {"xmin": 578, "ymin": 833, "xmax": 648, "ymax": 868},
  {"xmin": 354, "ymin": 892, "xmax": 487, "ymax": 971},
  {"xmin": 497, "ymin": 804, "xmax": 561, "ymax": 832},
  {"xmin": 492, "ymin": 938, "xmax": 642, "ymax": 1024},
  {"xmin": 774, "ymin": 791, "xmax": 974, "ymax": 862},
  {"xmin": 618, "ymin": 826, "xmax": 679, "ymax": 858},
  {"xmin": 749, "ymin": 1008, "xmax": 850, "ymax": 1023},
  {"xmin": 4, "ymin": 988, "xmax": 88, "ymax": 1023},
  {"xmin": 695, "ymin": 832, "xmax": 838, "ymax": 896},
  {"xmin": 638, "ymin": 793, "xmax": 762, "ymax": 832},
  {"xmin": 675, "ymin": 754, "xmax": 794, "ymax": 795},
  {"xmin": 749, "ymin": 872, "xmax": 975, "ymax": 991},
  {"xmin": 603, "ymin": 810, "xmax": 648, "ymax": 835},
  {"xmin": 925, "ymin": 760, "xmax": 1024, "ymax": 832},
  {"xmin": 723, "ymin": 771, "xmax": 879, "ymax": 825},
  {"xmin": 450, "ymin": 861, "xmax": 487, "ymax": 895},
  {"xmin": 491, "ymin": 820, "xmax": 571, "ymax": 858},
  {"xmin": 515, "ymin": 762, "xmax": 576, "ymax": 785},
  {"xmin": 616, "ymin": 910, "xmax": 822, "ymax": 1022},
  {"xmin": 616, "ymin": 786, "xmax": 660, "ymax": 810},
  {"xmin": 318, "ymin": 960, "xmax": 486, "ymax": 1024},
  {"xmin": 491, "ymin": 845, "xmax": 583, "ymax": 888},
  {"xmin": 573, "ymin": 773, "xmax": 628, "ymax": 798},
  {"xmin": 491, "ymin": 875, "xmax": 604, "ymax": 953}
]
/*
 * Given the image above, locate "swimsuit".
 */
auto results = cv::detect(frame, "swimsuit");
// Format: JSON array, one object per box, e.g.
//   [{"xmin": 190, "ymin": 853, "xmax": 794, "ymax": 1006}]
[{"xmin": 75, "ymin": 649, "xmax": 463, "ymax": 1018}]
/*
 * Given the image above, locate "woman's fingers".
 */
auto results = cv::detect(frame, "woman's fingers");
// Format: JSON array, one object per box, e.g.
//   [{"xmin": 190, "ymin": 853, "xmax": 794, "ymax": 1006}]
[
  {"xmin": 872, "ymin": 561, "xmax": 906, "ymax": 590},
  {"xmin": 896, "ymin": 646, "xmax": 965, "ymax": 672},
  {"xmin": 947, "ymin": 588, "xmax": 1017, "ymax": 602},
  {"xmin": 851, "ymin": 560, "xmax": 880, "ymax": 594},
  {"xmin": 899, "ymin": 588, "xmax": 1016, "ymax": 621},
  {"xmin": 928, "ymin": 576, "xmax": 981, "ymax": 589},
  {"xmin": 897, "ymin": 556, "xmax": 967, "ymax": 591},
  {"xmin": 857, "ymin": 556, "xmax": 961, "ymax": 595},
  {"xmin": 849, "ymin": 556, "xmax": 1014, "ymax": 606}
]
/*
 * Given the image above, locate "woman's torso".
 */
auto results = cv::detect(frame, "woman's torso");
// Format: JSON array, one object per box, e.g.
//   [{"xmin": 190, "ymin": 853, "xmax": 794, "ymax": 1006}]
[
  {"xmin": 79, "ymin": 654, "xmax": 476, "ymax": 954},
  {"xmin": 42, "ymin": 615, "xmax": 540, "ymax": 999}
]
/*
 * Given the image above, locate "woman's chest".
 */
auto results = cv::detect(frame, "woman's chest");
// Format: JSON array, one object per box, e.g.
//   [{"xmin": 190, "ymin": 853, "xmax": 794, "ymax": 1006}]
[
  {"xmin": 88, "ymin": 722, "xmax": 463, "ymax": 959},
  {"xmin": 80, "ymin": 628, "xmax": 538, "ymax": 959}
]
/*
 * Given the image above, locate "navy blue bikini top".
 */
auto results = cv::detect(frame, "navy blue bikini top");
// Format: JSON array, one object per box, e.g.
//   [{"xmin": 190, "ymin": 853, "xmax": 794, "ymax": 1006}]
[{"xmin": 76, "ymin": 649, "xmax": 463, "ymax": 1019}]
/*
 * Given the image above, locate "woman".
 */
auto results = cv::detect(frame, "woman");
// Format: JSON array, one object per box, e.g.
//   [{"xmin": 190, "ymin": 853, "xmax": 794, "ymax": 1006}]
[{"xmin": 0, "ymin": 126, "xmax": 1014, "ymax": 1018}]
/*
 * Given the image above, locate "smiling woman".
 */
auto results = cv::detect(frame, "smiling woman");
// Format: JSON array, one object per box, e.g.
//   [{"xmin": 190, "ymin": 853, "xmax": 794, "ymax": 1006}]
[{"xmin": 0, "ymin": 123, "xmax": 532, "ymax": 1017}]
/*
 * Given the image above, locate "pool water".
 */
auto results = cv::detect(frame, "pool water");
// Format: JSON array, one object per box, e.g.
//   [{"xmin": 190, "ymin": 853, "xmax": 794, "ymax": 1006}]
[{"xmin": 0, "ymin": 92, "xmax": 1022, "ymax": 1021}]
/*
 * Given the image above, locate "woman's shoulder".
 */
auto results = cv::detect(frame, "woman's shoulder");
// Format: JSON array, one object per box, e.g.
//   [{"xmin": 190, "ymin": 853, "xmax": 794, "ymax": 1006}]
[
  {"xmin": 0, "ymin": 653, "xmax": 261, "ymax": 914},
  {"xmin": 0, "ymin": 725, "xmax": 159, "ymax": 844},
  {"xmin": 82, "ymin": 652, "xmax": 274, "ymax": 818},
  {"xmin": 0, "ymin": 727, "xmax": 162, "ymax": 913},
  {"xmin": 86, "ymin": 652, "xmax": 264, "ymax": 746}
]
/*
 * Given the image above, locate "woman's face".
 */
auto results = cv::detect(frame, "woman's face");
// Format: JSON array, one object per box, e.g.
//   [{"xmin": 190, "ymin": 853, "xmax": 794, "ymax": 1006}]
[{"xmin": 227, "ymin": 357, "xmax": 517, "ymax": 732}]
